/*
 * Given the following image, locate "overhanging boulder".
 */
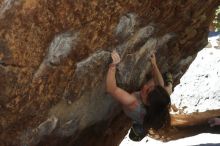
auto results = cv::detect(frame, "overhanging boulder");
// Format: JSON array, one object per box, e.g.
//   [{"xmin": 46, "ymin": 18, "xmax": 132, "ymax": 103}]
[{"xmin": 0, "ymin": 0, "xmax": 220, "ymax": 146}]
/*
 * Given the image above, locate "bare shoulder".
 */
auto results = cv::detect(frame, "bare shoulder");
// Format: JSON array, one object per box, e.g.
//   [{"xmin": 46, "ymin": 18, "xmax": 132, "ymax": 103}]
[
  {"xmin": 111, "ymin": 87, "xmax": 139, "ymax": 108},
  {"xmin": 126, "ymin": 93, "xmax": 139, "ymax": 110}
]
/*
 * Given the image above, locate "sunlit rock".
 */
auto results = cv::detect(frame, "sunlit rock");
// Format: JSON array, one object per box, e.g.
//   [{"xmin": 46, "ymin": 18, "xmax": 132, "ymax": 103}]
[{"xmin": 0, "ymin": 0, "xmax": 220, "ymax": 146}]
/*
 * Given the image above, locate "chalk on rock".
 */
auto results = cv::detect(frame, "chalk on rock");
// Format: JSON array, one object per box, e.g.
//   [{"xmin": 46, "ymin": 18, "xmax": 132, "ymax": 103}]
[
  {"xmin": 157, "ymin": 33, "xmax": 176, "ymax": 48},
  {"xmin": 36, "ymin": 116, "xmax": 58, "ymax": 136},
  {"xmin": 136, "ymin": 37, "xmax": 157, "ymax": 59},
  {"xmin": 20, "ymin": 116, "xmax": 58, "ymax": 146},
  {"xmin": 134, "ymin": 25, "xmax": 155, "ymax": 42},
  {"xmin": 115, "ymin": 13, "xmax": 138, "ymax": 40},
  {"xmin": 0, "ymin": 0, "xmax": 20, "ymax": 19},
  {"xmin": 47, "ymin": 31, "xmax": 79, "ymax": 65},
  {"xmin": 32, "ymin": 31, "xmax": 79, "ymax": 81},
  {"xmin": 56, "ymin": 119, "xmax": 79, "ymax": 137},
  {"xmin": 67, "ymin": 100, "xmax": 72, "ymax": 105}
]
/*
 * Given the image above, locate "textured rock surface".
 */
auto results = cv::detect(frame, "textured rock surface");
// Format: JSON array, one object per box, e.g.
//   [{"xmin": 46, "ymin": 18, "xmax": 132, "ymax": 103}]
[{"xmin": 0, "ymin": 0, "xmax": 220, "ymax": 146}]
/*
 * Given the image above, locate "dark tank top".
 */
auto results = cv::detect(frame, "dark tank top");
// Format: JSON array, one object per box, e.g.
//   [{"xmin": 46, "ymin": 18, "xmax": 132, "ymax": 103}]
[{"xmin": 124, "ymin": 92, "xmax": 147, "ymax": 124}]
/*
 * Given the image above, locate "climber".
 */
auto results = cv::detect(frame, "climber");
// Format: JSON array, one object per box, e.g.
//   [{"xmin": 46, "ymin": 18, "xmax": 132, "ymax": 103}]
[{"xmin": 106, "ymin": 50, "xmax": 173, "ymax": 141}]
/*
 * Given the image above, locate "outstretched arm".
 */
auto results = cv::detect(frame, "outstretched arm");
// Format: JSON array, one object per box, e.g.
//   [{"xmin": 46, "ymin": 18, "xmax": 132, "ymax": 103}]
[
  {"xmin": 150, "ymin": 53, "xmax": 164, "ymax": 87},
  {"xmin": 106, "ymin": 51, "xmax": 137, "ymax": 107}
]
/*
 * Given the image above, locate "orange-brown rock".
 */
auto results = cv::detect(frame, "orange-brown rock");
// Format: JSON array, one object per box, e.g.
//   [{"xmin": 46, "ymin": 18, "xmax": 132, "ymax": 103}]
[{"xmin": 0, "ymin": 0, "xmax": 220, "ymax": 146}]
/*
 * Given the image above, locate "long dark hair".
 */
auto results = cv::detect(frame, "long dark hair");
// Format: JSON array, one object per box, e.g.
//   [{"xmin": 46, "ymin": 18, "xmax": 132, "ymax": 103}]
[{"xmin": 143, "ymin": 85, "xmax": 171, "ymax": 132}]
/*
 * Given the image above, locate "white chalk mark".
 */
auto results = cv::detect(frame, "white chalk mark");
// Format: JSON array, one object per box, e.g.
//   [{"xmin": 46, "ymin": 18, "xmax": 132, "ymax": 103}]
[{"xmin": 0, "ymin": 0, "xmax": 19, "ymax": 19}]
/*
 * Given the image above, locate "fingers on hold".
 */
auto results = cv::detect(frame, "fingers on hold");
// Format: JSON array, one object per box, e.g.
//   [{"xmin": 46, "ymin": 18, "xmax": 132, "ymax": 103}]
[
  {"xmin": 111, "ymin": 53, "xmax": 115, "ymax": 59},
  {"xmin": 112, "ymin": 55, "xmax": 117, "ymax": 61},
  {"xmin": 116, "ymin": 54, "xmax": 120, "ymax": 60},
  {"xmin": 111, "ymin": 54, "xmax": 114, "ymax": 60},
  {"xmin": 116, "ymin": 54, "xmax": 119, "ymax": 60},
  {"xmin": 112, "ymin": 50, "xmax": 118, "ymax": 56},
  {"xmin": 150, "ymin": 52, "xmax": 154, "ymax": 56},
  {"xmin": 111, "ymin": 50, "xmax": 120, "ymax": 64}
]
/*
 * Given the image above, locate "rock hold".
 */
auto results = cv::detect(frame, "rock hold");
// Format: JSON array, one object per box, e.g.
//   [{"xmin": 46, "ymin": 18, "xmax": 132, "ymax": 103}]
[
  {"xmin": 47, "ymin": 31, "xmax": 79, "ymax": 66},
  {"xmin": 115, "ymin": 13, "xmax": 138, "ymax": 40},
  {"xmin": 21, "ymin": 116, "xmax": 58, "ymax": 146}
]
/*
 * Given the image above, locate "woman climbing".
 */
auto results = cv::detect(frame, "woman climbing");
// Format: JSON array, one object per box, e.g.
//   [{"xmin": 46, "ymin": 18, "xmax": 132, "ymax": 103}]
[{"xmin": 106, "ymin": 50, "xmax": 173, "ymax": 141}]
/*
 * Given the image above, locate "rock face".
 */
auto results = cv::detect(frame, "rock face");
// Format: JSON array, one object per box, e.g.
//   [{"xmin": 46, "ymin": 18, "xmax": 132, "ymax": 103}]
[{"xmin": 0, "ymin": 0, "xmax": 220, "ymax": 146}]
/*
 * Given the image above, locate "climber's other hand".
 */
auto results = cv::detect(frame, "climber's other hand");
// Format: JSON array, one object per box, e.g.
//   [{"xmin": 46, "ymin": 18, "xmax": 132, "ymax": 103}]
[
  {"xmin": 111, "ymin": 50, "xmax": 121, "ymax": 65},
  {"xmin": 150, "ymin": 52, "xmax": 156, "ymax": 65}
]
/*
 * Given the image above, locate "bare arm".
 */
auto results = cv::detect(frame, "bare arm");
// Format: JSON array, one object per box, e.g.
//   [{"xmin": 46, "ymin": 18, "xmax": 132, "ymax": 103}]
[
  {"xmin": 106, "ymin": 51, "xmax": 137, "ymax": 107},
  {"xmin": 150, "ymin": 53, "xmax": 164, "ymax": 87}
]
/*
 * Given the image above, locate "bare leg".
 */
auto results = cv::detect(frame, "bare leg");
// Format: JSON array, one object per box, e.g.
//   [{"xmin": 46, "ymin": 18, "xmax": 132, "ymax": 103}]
[{"xmin": 164, "ymin": 82, "xmax": 173, "ymax": 95}]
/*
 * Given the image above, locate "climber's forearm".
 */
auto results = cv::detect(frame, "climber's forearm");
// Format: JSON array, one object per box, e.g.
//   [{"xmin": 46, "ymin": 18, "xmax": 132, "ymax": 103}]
[
  {"xmin": 106, "ymin": 64, "xmax": 118, "ymax": 93},
  {"xmin": 151, "ymin": 63, "xmax": 164, "ymax": 87}
]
